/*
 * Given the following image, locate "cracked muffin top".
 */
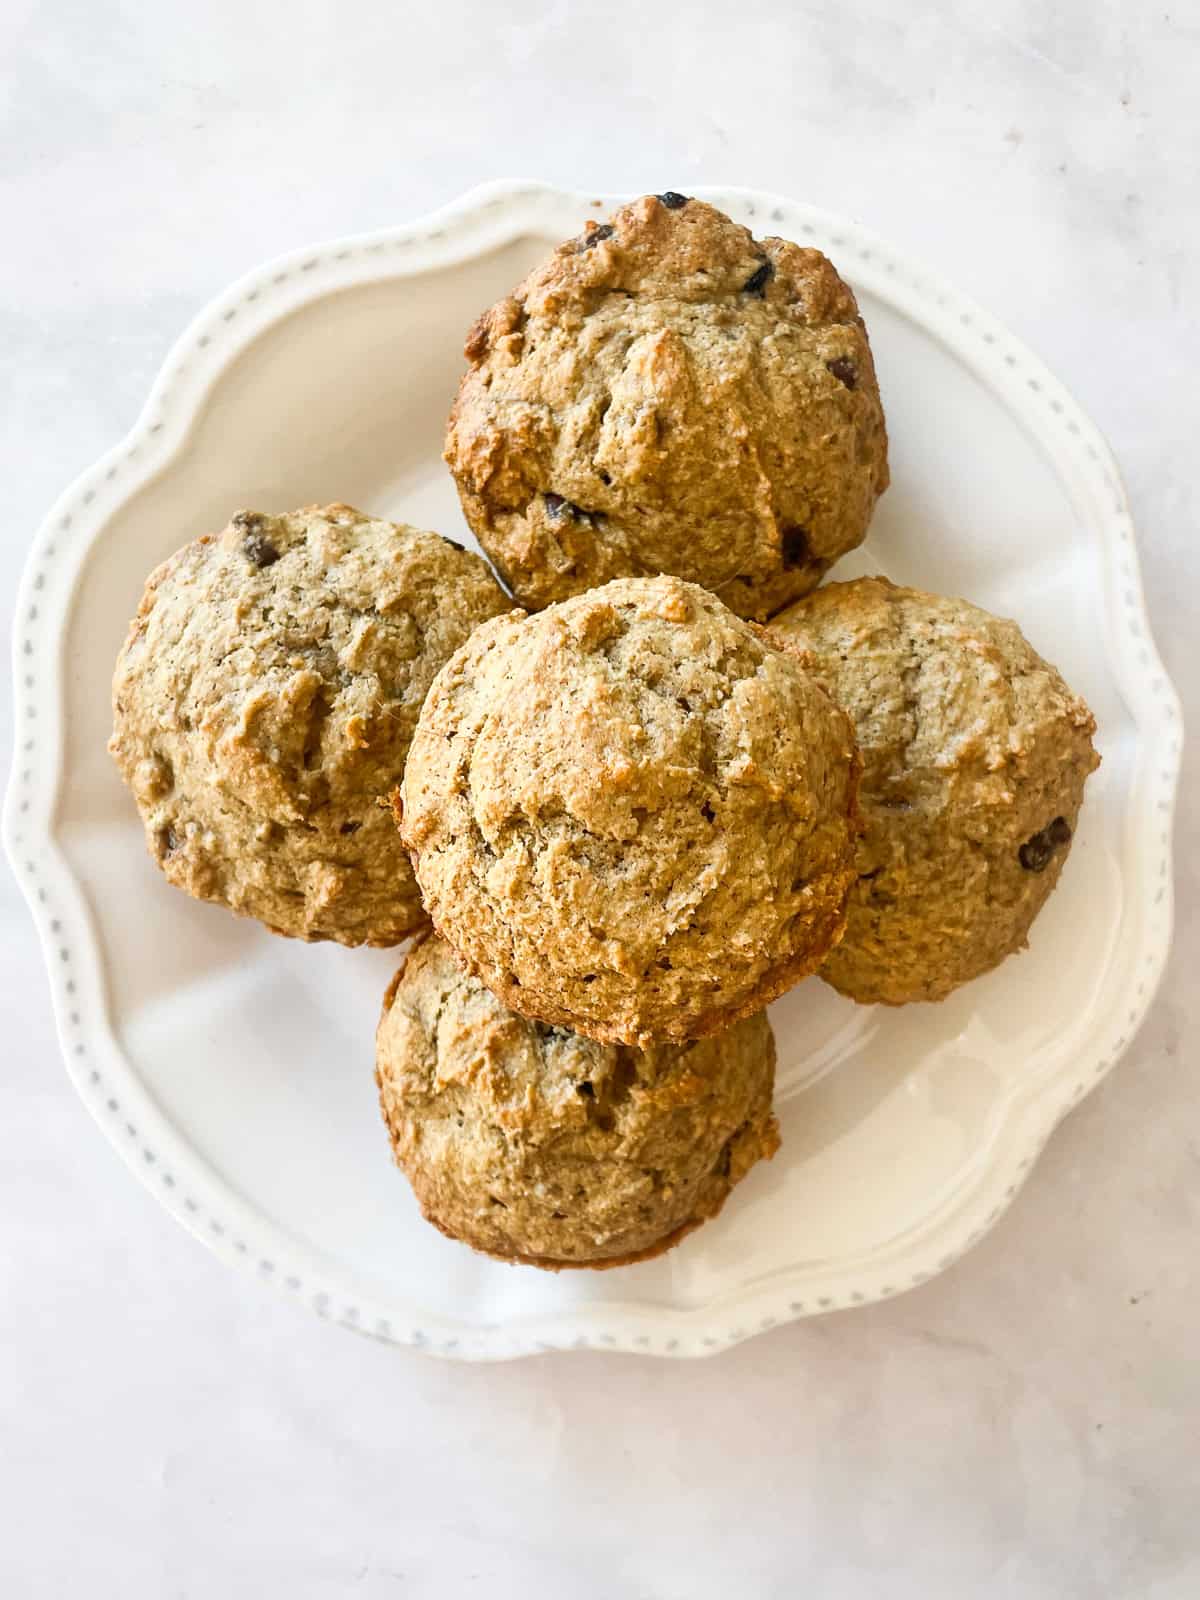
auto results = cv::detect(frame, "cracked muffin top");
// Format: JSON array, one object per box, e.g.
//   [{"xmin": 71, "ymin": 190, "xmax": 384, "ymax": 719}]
[
  {"xmin": 109, "ymin": 503, "xmax": 511, "ymax": 946},
  {"xmin": 376, "ymin": 934, "xmax": 780, "ymax": 1269},
  {"xmin": 444, "ymin": 192, "xmax": 889, "ymax": 621},
  {"xmin": 769, "ymin": 576, "xmax": 1100, "ymax": 1004},
  {"xmin": 398, "ymin": 574, "xmax": 861, "ymax": 1043}
]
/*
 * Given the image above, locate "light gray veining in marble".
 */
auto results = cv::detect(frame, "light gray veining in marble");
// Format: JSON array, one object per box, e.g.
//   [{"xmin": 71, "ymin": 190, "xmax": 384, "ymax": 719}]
[{"xmin": 1, "ymin": 3, "xmax": 1196, "ymax": 1596}]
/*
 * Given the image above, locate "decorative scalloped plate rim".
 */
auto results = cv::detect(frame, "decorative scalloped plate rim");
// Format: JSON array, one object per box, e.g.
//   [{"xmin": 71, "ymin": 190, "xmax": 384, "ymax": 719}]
[{"xmin": 4, "ymin": 182, "xmax": 1182, "ymax": 1360}]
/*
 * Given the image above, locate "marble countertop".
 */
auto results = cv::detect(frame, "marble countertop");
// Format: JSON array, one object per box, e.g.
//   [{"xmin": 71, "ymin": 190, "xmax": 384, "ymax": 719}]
[{"xmin": 2, "ymin": 3, "xmax": 1196, "ymax": 1595}]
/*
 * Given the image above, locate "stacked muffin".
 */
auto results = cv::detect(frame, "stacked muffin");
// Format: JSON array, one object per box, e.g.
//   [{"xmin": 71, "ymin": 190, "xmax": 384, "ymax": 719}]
[{"xmin": 111, "ymin": 194, "xmax": 1099, "ymax": 1270}]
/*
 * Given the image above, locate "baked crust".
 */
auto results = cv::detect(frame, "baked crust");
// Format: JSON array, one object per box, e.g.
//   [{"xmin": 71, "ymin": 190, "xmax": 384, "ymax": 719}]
[
  {"xmin": 375, "ymin": 935, "xmax": 780, "ymax": 1268},
  {"xmin": 109, "ymin": 503, "xmax": 511, "ymax": 945},
  {"xmin": 399, "ymin": 575, "xmax": 861, "ymax": 1042},
  {"xmin": 769, "ymin": 576, "xmax": 1101, "ymax": 1003},
  {"xmin": 445, "ymin": 193, "xmax": 888, "ymax": 620}
]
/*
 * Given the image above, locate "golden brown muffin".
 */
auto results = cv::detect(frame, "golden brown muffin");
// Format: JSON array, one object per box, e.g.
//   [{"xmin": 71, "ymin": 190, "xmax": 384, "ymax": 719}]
[
  {"xmin": 769, "ymin": 577, "xmax": 1100, "ymax": 1004},
  {"xmin": 445, "ymin": 192, "xmax": 888, "ymax": 620},
  {"xmin": 109, "ymin": 504, "xmax": 511, "ymax": 946},
  {"xmin": 376, "ymin": 935, "xmax": 780, "ymax": 1269},
  {"xmin": 398, "ymin": 575, "xmax": 861, "ymax": 1043}
]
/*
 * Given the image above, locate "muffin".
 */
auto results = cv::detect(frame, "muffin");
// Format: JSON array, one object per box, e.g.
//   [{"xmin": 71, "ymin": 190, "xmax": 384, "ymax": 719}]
[
  {"xmin": 376, "ymin": 935, "xmax": 780, "ymax": 1268},
  {"xmin": 445, "ymin": 192, "xmax": 888, "ymax": 621},
  {"xmin": 398, "ymin": 575, "xmax": 861, "ymax": 1043},
  {"xmin": 110, "ymin": 503, "xmax": 511, "ymax": 945},
  {"xmin": 769, "ymin": 577, "xmax": 1100, "ymax": 1004}
]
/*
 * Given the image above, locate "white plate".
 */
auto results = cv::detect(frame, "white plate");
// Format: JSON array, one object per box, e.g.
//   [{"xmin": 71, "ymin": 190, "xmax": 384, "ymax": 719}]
[{"xmin": 4, "ymin": 183, "xmax": 1181, "ymax": 1360}]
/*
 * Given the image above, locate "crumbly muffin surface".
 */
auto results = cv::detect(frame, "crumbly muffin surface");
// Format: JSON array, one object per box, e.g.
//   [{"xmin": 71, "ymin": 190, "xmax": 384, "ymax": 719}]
[
  {"xmin": 399, "ymin": 575, "xmax": 861, "ymax": 1041},
  {"xmin": 110, "ymin": 503, "xmax": 511, "ymax": 945},
  {"xmin": 770, "ymin": 576, "xmax": 1100, "ymax": 1003},
  {"xmin": 445, "ymin": 193, "xmax": 889, "ymax": 620},
  {"xmin": 376, "ymin": 936, "xmax": 780, "ymax": 1268}
]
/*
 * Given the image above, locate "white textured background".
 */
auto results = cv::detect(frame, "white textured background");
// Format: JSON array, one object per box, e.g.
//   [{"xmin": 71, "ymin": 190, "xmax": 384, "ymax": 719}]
[{"xmin": 2, "ymin": 3, "xmax": 1197, "ymax": 1596}]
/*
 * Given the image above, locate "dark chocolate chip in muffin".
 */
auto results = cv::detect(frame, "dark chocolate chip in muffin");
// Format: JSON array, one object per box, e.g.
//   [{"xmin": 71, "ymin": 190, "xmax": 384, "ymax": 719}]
[
  {"xmin": 743, "ymin": 258, "xmax": 774, "ymax": 296},
  {"xmin": 657, "ymin": 191, "xmax": 689, "ymax": 209},
  {"xmin": 544, "ymin": 492, "xmax": 598, "ymax": 528},
  {"xmin": 1019, "ymin": 817, "xmax": 1073, "ymax": 872},
  {"xmin": 242, "ymin": 531, "xmax": 280, "ymax": 569},
  {"xmin": 827, "ymin": 356, "xmax": 859, "ymax": 389}
]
